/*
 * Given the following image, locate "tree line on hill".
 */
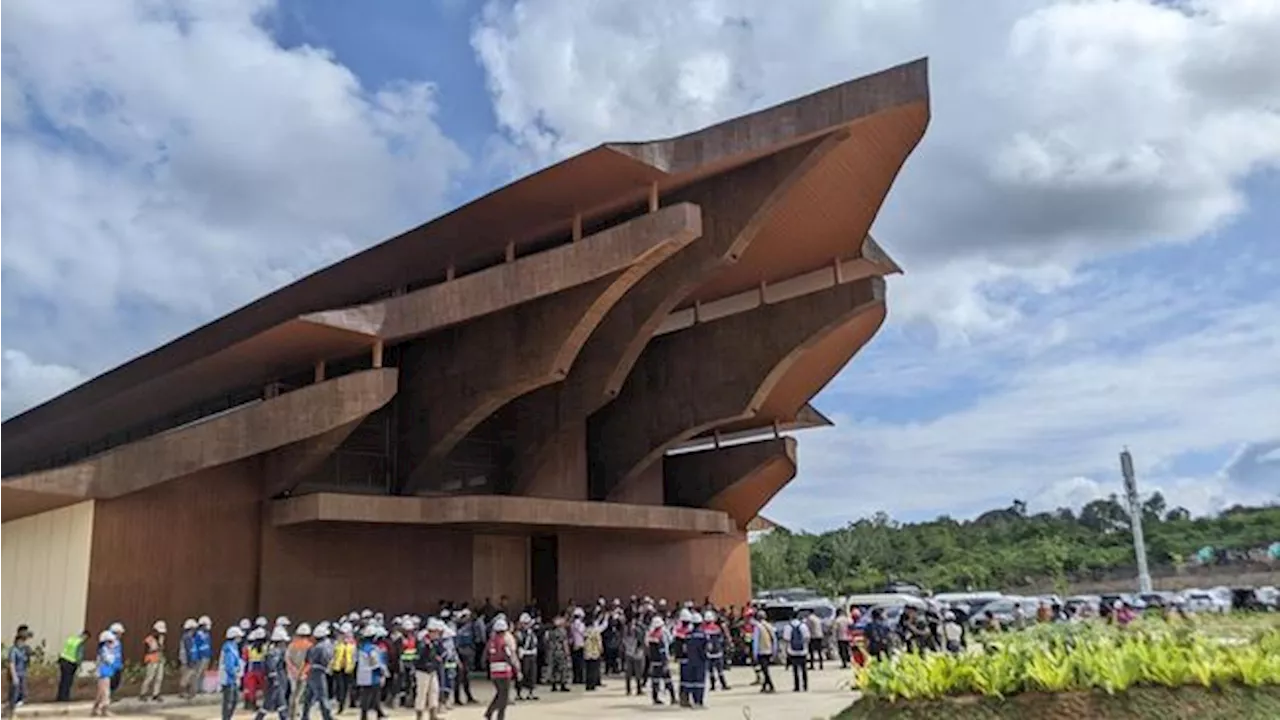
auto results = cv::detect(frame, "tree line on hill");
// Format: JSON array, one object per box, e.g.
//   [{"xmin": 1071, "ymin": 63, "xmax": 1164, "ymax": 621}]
[{"xmin": 750, "ymin": 493, "xmax": 1280, "ymax": 596}]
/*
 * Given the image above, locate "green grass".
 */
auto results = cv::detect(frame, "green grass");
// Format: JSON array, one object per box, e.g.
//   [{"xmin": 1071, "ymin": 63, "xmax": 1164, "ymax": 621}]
[{"xmin": 836, "ymin": 685, "xmax": 1280, "ymax": 720}]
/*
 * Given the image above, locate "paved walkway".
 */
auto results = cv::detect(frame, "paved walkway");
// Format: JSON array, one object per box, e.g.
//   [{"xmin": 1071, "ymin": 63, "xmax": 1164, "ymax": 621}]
[{"xmin": 14, "ymin": 666, "xmax": 858, "ymax": 720}]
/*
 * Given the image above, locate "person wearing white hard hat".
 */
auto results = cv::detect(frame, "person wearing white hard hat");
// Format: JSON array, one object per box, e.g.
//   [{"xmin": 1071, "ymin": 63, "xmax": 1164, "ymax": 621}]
[
  {"xmin": 513, "ymin": 614, "xmax": 539, "ymax": 701},
  {"xmin": 451, "ymin": 608, "xmax": 479, "ymax": 706},
  {"xmin": 569, "ymin": 607, "xmax": 587, "ymax": 686},
  {"xmin": 301, "ymin": 624, "xmax": 336, "ymax": 720},
  {"xmin": 582, "ymin": 609, "xmax": 605, "ymax": 692},
  {"xmin": 219, "ymin": 627, "xmax": 245, "ymax": 720},
  {"xmin": 188, "ymin": 616, "xmax": 214, "ymax": 699},
  {"xmin": 703, "ymin": 609, "xmax": 730, "ymax": 692},
  {"xmin": 621, "ymin": 612, "xmax": 647, "ymax": 697},
  {"xmin": 244, "ymin": 628, "xmax": 271, "ymax": 711},
  {"xmin": 100, "ymin": 623, "xmax": 126, "ymax": 694},
  {"xmin": 482, "ymin": 617, "xmax": 517, "ymax": 719},
  {"xmin": 139, "ymin": 620, "xmax": 168, "ymax": 702},
  {"xmin": 285, "ymin": 623, "xmax": 314, "ymax": 720},
  {"xmin": 178, "ymin": 619, "xmax": 199, "ymax": 699},
  {"xmin": 256, "ymin": 627, "xmax": 291, "ymax": 720},
  {"xmin": 91, "ymin": 631, "xmax": 120, "ymax": 717},
  {"xmin": 410, "ymin": 620, "xmax": 444, "ymax": 720},
  {"xmin": 681, "ymin": 612, "xmax": 709, "ymax": 707},
  {"xmin": 645, "ymin": 615, "xmax": 676, "ymax": 705},
  {"xmin": 355, "ymin": 625, "xmax": 387, "ymax": 720},
  {"xmin": 332, "ymin": 622, "xmax": 358, "ymax": 713}
]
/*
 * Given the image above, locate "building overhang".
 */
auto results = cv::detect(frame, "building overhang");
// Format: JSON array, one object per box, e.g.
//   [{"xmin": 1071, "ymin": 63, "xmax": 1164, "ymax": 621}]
[{"xmin": 270, "ymin": 492, "xmax": 736, "ymax": 537}]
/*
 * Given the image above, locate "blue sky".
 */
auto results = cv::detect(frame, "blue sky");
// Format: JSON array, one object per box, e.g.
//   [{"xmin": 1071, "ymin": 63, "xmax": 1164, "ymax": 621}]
[{"xmin": 3, "ymin": 0, "xmax": 1278, "ymax": 529}]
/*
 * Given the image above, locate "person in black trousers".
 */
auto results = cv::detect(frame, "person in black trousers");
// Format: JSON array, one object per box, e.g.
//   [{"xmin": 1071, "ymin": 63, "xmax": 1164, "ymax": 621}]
[{"xmin": 56, "ymin": 631, "xmax": 90, "ymax": 702}]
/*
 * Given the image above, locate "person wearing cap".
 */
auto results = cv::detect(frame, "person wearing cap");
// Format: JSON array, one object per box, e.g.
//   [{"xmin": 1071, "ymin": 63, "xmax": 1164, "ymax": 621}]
[
  {"xmin": 301, "ymin": 624, "xmax": 335, "ymax": 720},
  {"xmin": 513, "ymin": 614, "xmax": 539, "ymax": 701},
  {"xmin": 220, "ymin": 627, "xmax": 245, "ymax": 720},
  {"xmin": 178, "ymin": 619, "xmax": 199, "ymax": 699},
  {"xmin": 55, "ymin": 629, "xmax": 90, "ymax": 702},
  {"xmin": 286, "ymin": 623, "xmax": 314, "ymax": 720},
  {"xmin": 91, "ymin": 631, "xmax": 120, "ymax": 717},
  {"xmin": 256, "ymin": 627, "xmax": 291, "ymax": 720},
  {"xmin": 5, "ymin": 627, "xmax": 32, "ymax": 717},
  {"xmin": 482, "ymin": 617, "xmax": 516, "ymax": 720},
  {"xmin": 103, "ymin": 623, "xmax": 126, "ymax": 694},
  {"xmin": 139, "ymin": 620, "xmax": 168, "ymax": 702},
  {"xmin": 396, "ymin": 618, "xmax": 418, "ymax": 709},
  {"xmin": 749, "ymin": 608, "xmax": 776, "ymax": 694},
  {"xmin": 644, "ymin": 616, "xmax": 676, "ymax": 706},
  {"xmin": 411, "ymin": 620, "xmax": 444, "ymax": 720},
  {"xmin": 682, "ymin": 612, "xmax": 709, "ymax": 707},
  {"xmin": 544, "ymin": 613, "xmax": 571, "ymax": 693}
]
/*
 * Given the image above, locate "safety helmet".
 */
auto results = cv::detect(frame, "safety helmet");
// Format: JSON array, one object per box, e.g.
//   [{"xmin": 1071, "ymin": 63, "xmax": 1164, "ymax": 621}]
[
  {"xmin": 678, "ymin": 609, "xmax": 693, "ymax": 623},
  {"xmin": 99, "ymin": 631, "xmax": 116, "ymax": 643},
  {"xmin": 198, "ymin": 615, "xmax": 212, "ymax": 627},
  {"xmin": 109, "ymin": 622, "xmax": 125, "ymax": 635},
  {"xmin": 183, "ymin": 618, "xmax": 198, "ymax": 630},
  {"xmin": 296, "ymin": 623, "xmax": 312, "ymax": 636},
  {"xmin": 340, "ymin": 622, "xmax": 354, "ymax": 634},
  {"xmin": 704, "ymin": 610, "xmax": 716, "ymax": 622},
  {"xmin": 313, "ymin": 625, "xmax": 331, "ymax": 639},
  {"xmin": 226, "ymin": 627, "xmax": 243, "ymax": 639},
  {"xmin": 255, "ymin": 616, "xmax": 268, "ymax": 627},
  {"xmin": 518, "ymin": 613, "xmax": 532, "ymax": 625},
  {"xmin": 275, "ymin": 616, "xmax": 291, "ymax": 627},
  {"xmin": 248, "ymin": 627, "xmax": 267, "ymax": 641},
  {"xmin": 238, "ymin": 618, "xmax": 251, "ymax": 631},
  {"xmin": 361, "ymin": 625, "xmax": 377, "ymax": 638},
  {"xmin": 153, "ymin": 620, "xmax": 168, "ymax": 634},
  {"xmin": 690, "ymin": 612, "xmax": 703, "ymax": 624},
  {"xmin": 649, "ymin": 617, "xmax": 665, "ymax": 630},
  {"xmin": 271, "ymin": 627, "xmax": 290, "ymax": 642},
  {"xmin": 492, "ymin": 618, "xmax": 509, "ymax": 632},
  {"xmin": 361, "ymin": 609, "xmax": 373, "ymax": 619},
  {"xmin": 572, "ymin": 608, "xmax": 584, "ymax": 618}
]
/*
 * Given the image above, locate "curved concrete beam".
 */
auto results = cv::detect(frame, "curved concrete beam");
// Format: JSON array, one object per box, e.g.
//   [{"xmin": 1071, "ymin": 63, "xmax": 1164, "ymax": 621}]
[
  {"xmin": 664, "ymin": 437, "xmax": 798, "ymax": 530},
  {"xmin": 302, "ymin": 204, "xmax": 704, "ymax": 342},
  {"xmin": 397, "ymin": 205, "xmax": 704, "ymax": 493},
  {"xmin": 507, "ymin": 135, "xmax": 847, "ymax": 495},
  {"xmin": 3, "ymin": 369, "xmax": 399, "ymax": 509},
  {"xmin": 590, "ymin": 278, "xmax": 883, "ymax": 501}
]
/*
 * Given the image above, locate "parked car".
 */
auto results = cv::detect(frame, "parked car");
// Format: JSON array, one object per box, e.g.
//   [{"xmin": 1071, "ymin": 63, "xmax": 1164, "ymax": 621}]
[
  {"xmin": 1065, "ymin": 594, "xmax": 1102, "ymax": 617},
  {"xmin": 969, "ymin": 596, "xmax": 1040, "ymax": 630},
  {"xmin": 1182, "ymin": 589, "xmax": 1229, "ymax": 614},
  {"xmin": 934, "ymin": 591, "xmax": 1004, "ymax": 616},
  {"xmin": 1138, "ymin": 591, "xmax": 1178, "ymax": 609}
]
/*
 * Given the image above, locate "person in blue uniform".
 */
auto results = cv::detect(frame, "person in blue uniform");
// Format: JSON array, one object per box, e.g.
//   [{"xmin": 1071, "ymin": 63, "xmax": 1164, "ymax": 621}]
[
  {"xmin": 644, "ymin": 617, "xmax": 676, "ymax": 706},
  {"xmin": 683, "ymin": 612, "xmax": 709, "ymax": 707}
]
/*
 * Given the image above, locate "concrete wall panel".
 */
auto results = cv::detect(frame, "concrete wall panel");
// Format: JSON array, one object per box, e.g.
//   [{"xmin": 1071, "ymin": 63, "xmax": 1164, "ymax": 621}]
[
  {"xmin": 1, "ymin": 501, "xmax": 95, "ymax": 655},
  {"xmin": 558, "ymin": 531, "xmax": 750, "ymax": 607}
]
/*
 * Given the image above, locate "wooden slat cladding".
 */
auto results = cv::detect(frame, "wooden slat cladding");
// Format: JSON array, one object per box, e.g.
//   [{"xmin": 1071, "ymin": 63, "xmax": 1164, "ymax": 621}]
[
  {"xmin": 557, "ymin": 531, "xmax": 750, "ymax": 607},
  {"xmin": 258, "ymin": 521, "xmax": 473, "ymax": 619},
  {"xmin": 84, "ymin": 460, "xmax": 263, "ymax": 662}
]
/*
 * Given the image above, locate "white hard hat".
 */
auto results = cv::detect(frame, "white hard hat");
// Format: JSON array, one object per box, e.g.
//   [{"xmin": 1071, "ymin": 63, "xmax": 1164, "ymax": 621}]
[
  {"xmin": 492, "ymin": 618, "xmax": 509, "ymax": 632},
  {"xmin": 361, "ymin": 609, "xmax": 373, "ymax": 619},
  {"xmin": 255, "ymin": 616, "xmax": 268, "ymax": 627},
  {"xmin": 678, "ymin": 609, "xmax": 693, "ymax": 623},
  {"xmin": 109, "ymin": 622, "xmax": 125, "ymax": 635},
  {"xmin": 313, "ymin": 625, "xmax": 331, "ymax": 639},
  {"xmin": 226, "ymin": 627, "xmax": 243, "ymax": 639},
  {"xmin": 271, "ymin": 627, "xmax": 290, "ymax": 642},
  {"xmin": 458, "ymin": 608, "xmax": 471, "ymax": 618},
  {"xmin": 248, "ymin": 627, "xmax": 267, "ymax": 641},
  {"xmin": 690, "ymin": 612, "xmax": 704, "ymax": 624},
  {"xmin": 99, "ymin": 631, "xmax": 116, "ymax": 643},
  {"xmin": 198, "ymin": 616, "xmax": 212, "ymax": 627},
  {"xmin": 153, "ymin": 620, "xmax": 168, "ymax": 634},
  {"xmin": 340, "ymin": 622, "xmax": 354, "ymax": 634},
  {"xmin": 275, "ymin": 616, "xmax": 291, "ymax": 627},
  {"xmin": 440, "ymin": 609, "xmax": 452, "ymax": 618},
  {"xmin": 183, "ymin": 618, "xmax": 197, "ymax": 630},
  {"xmin": 650, "ymin": 617, "xmax": 665, "ymax": 630},
  {"xmin": 705, "ymin": 610, "xmax": 716, "ymax": 621},
  {"xmin": 572, "ymin": 608, "xmax": 584, "ymax": 618},
  {"xmin": 518, "ymin": 613, "xmax": 532, "ymax": 625},
  {"xmin": 442, "ymin": 626, "xmax": 456, "ymax": 639},
  {"xmin": 296, "ymin": 623, "xmax": 312, "ymax": 636},
  {"xmin": 361, "ymin": 625, "xmax": 377, "ymax": 638},
  {"xmin": 427, "ymin": 619, "xmax": 445, "ymax": 633},
  {"xmin": 238, "ymin": 619, "xmax": 251, "ymax": 631}
]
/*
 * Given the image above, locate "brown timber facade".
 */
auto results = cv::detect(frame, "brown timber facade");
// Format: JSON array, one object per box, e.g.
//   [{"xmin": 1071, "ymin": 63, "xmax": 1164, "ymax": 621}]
[{"xmin": 1, "ymin": 59, "xmax": 930, "ymax": 658}]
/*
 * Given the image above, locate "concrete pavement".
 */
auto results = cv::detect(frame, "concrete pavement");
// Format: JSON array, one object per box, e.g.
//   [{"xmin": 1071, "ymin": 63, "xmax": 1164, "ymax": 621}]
[{"xmin": 12, "ymin": 665, "xmax": 858, "ymax": 720}]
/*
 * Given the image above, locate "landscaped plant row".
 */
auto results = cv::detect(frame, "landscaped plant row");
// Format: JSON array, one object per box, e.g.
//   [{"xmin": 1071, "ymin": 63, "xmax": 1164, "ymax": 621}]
[{"xmin": 854, "ymin": 620, "xmax": 1280, "ymax": 702}]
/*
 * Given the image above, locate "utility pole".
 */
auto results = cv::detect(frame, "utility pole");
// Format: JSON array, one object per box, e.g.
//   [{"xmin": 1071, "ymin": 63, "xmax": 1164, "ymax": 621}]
[{"xmin": 1120, "ymin": 448, "xmax": 1153, "ymax": 594}]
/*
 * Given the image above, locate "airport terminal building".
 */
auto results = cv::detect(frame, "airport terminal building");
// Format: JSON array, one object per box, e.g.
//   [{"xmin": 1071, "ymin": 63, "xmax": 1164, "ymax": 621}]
[{"xmin": 1, "ymin": 60, "xmax": 929, "ymax": 656}]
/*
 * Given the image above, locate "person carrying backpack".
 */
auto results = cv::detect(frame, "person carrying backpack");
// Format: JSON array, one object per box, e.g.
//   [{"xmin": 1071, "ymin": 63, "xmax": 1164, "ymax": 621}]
[
  {"xmin": 782, "ymin": 617, "xmax": 810, "ymax": 692},
  {"xmin": 483, "ymin": 618, "xmax": 517, "ymax": 720}
]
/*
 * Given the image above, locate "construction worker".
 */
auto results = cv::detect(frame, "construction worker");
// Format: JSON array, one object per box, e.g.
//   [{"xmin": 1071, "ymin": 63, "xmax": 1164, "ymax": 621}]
[
  {"xmin": 193, "ymin": 616, "xmax": 214, "ymax": 697},
  {"xmin": 286, "ymin": 623, "xmax": 314, "ymax": 720},
  {"xmin": 220, "ymin": 627, "xmax": 245, "ymax": 720},
  {"xmin": 140, "ymin": 621, "xmax": 167, "ymax": 701},
  {"xmin": 244, "ymin": 627, "xmax": 269, "ymax": 709},
  {"xmin": 256, "ymin": 626, "xmax": 291, "ymax": 720},
  {"xmin": 56, "ymin": 630, "xmax": 90, "ymax": 702},
  {"xmin": 302, "ymin": 624, "xmax": 335, "ymax": 720}
]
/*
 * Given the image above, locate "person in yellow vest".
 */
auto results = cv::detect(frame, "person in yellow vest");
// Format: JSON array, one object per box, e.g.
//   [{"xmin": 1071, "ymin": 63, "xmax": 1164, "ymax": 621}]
[
  {"xmin": 140, "ymin": 621, "xmax": 168, "ymax": 702},
  {"xmin": 329, "ymin": 623, "xmax": 357, "ymax": 713},
  {"xmin": 56, "ymin": 631, "xmax": 90, "ymax": 702}
]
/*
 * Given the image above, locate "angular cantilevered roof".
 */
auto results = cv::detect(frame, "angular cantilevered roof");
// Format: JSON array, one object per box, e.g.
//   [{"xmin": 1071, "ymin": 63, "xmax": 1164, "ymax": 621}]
[{"xmin": 1, "ymin": 58, "xmax": 928, "ymax": 476}]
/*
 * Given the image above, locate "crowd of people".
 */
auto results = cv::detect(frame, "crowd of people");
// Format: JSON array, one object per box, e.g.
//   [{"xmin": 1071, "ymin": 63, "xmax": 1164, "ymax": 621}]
[{"xmin": 10, "ymin": 595, "xmax": 847, "ymax": 720}]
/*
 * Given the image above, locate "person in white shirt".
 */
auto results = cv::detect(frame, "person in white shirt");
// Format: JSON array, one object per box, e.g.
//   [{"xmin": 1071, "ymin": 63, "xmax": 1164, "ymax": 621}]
[
  {"xmin": 942, "ymin": 612, "xmax": 964, "ymax": 653},
  {"xmin": 780, "ymin": 618, "xmax": 810, "ymax": 692},
  {"xmin": 803, "ymin": 610, "xmax": 825, "ymax": 671}
]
